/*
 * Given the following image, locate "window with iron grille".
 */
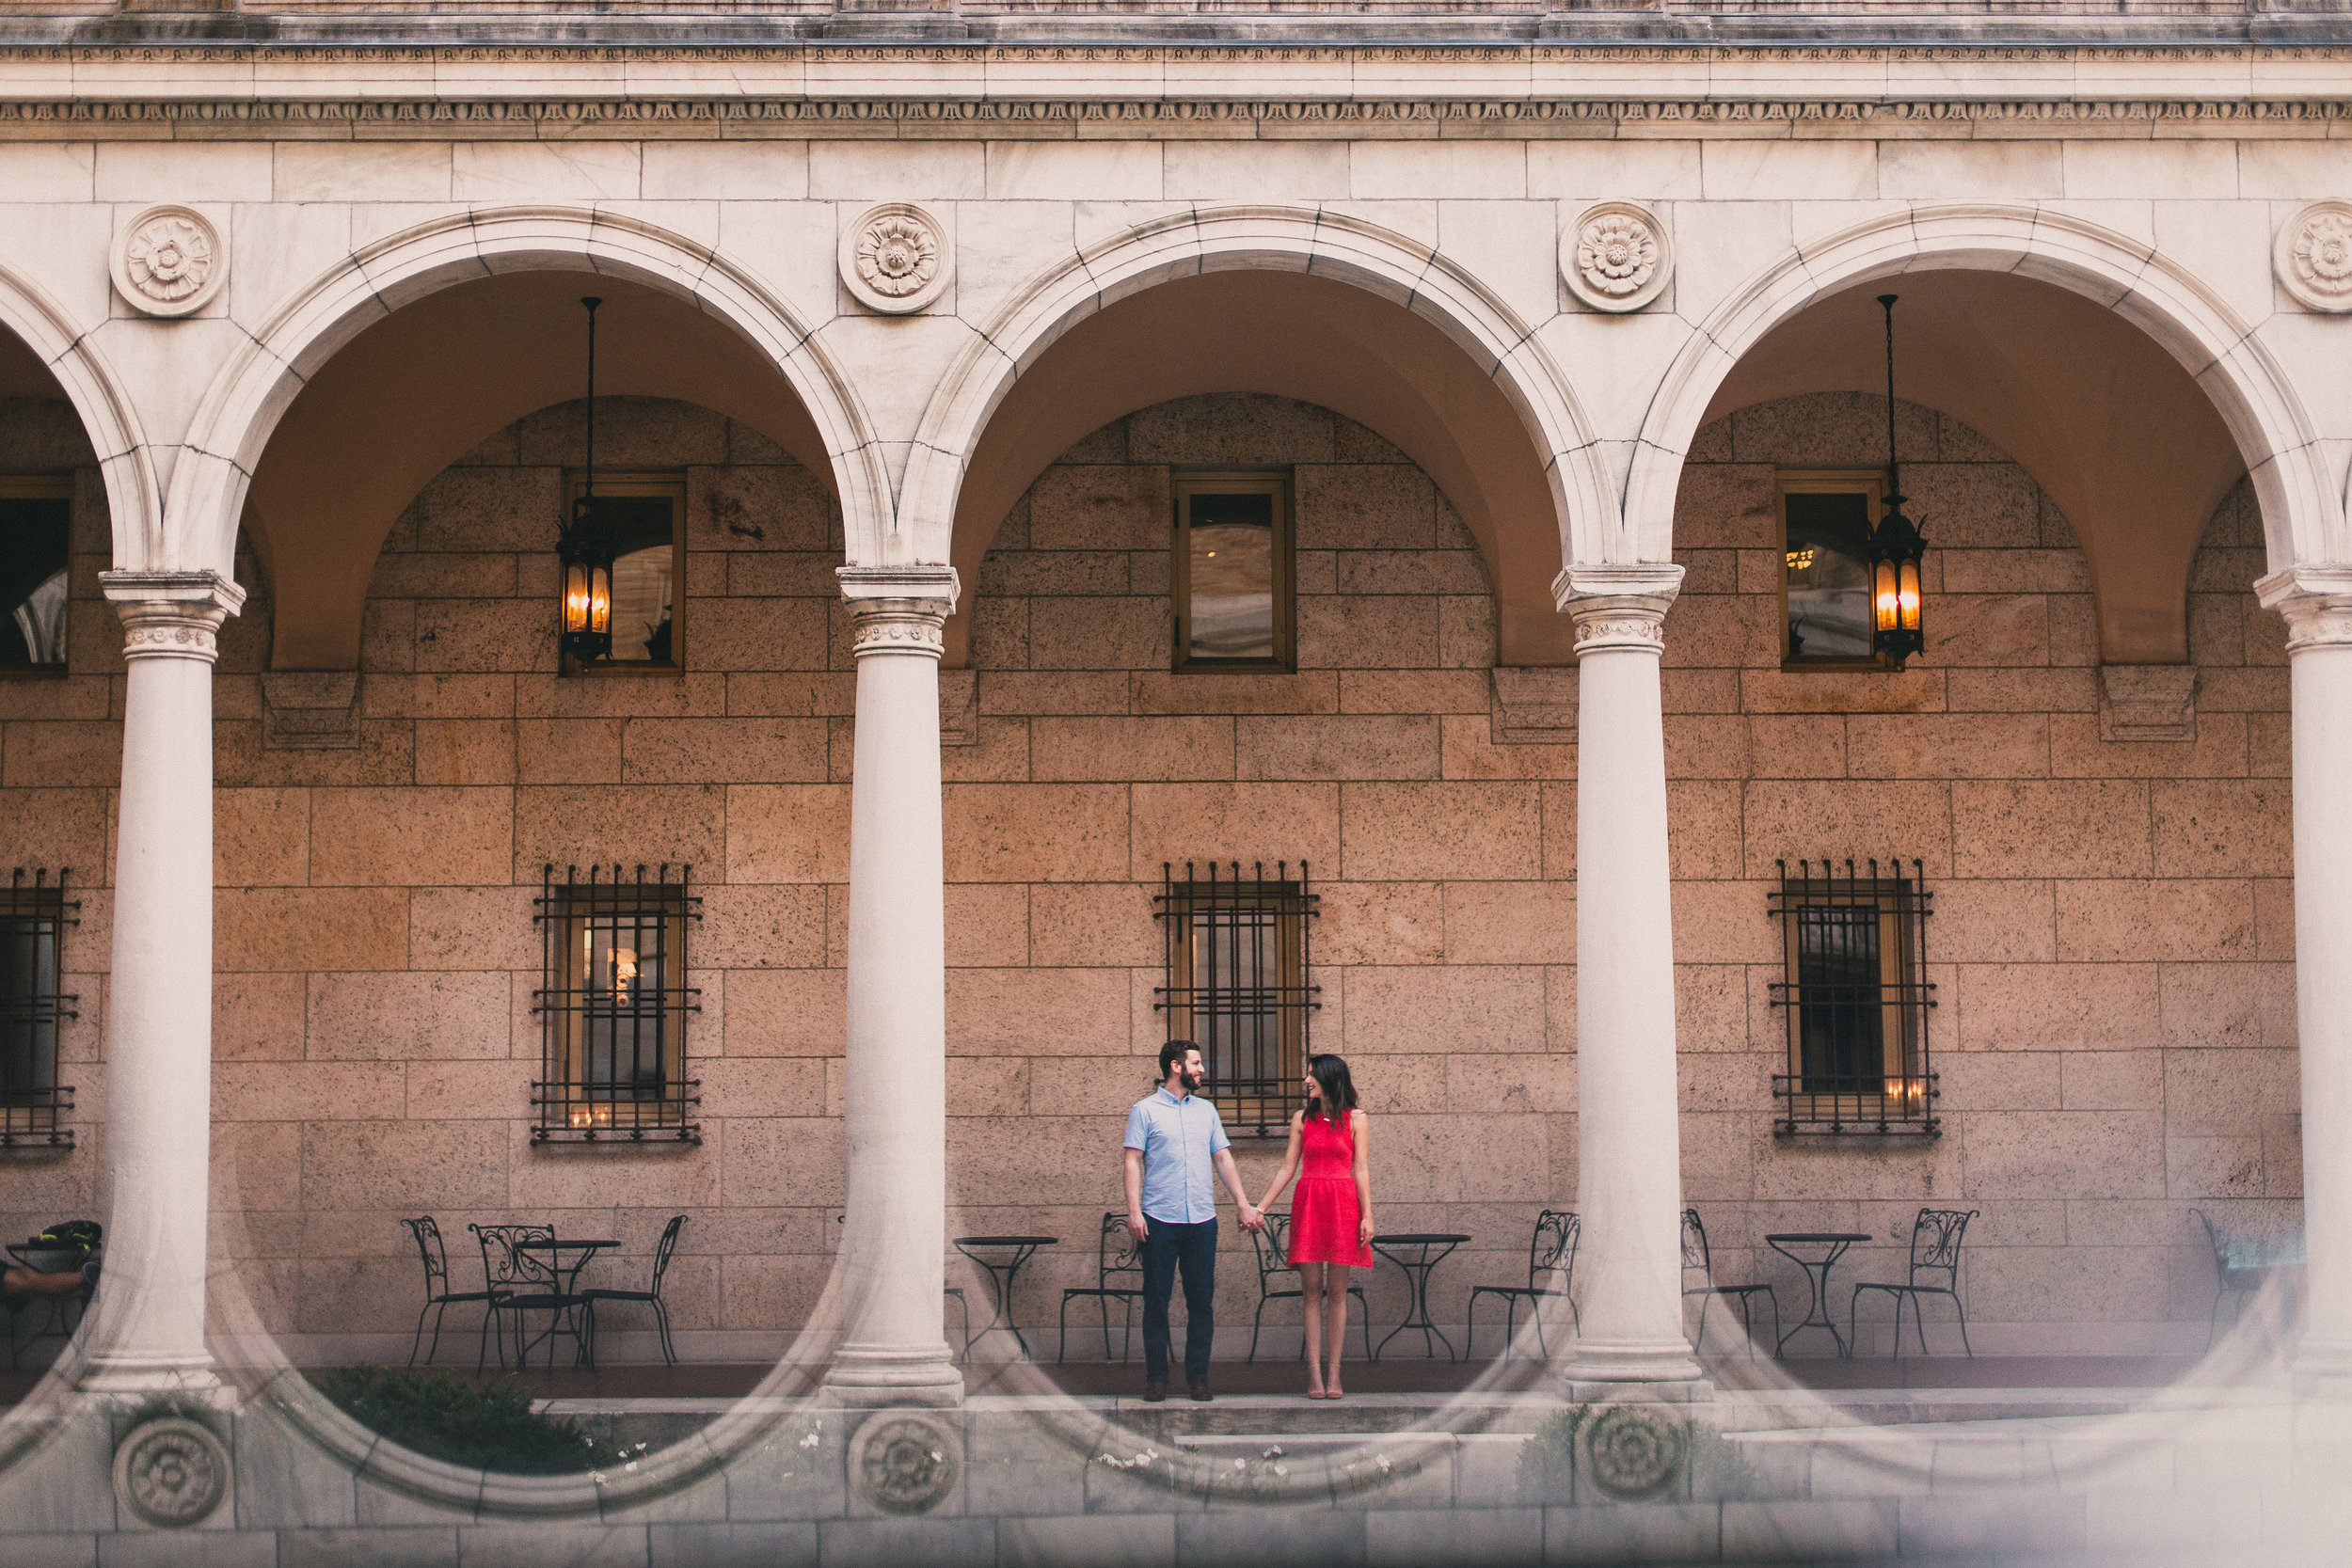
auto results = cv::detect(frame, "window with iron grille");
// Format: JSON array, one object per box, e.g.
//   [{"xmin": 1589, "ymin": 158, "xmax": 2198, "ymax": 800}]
[
  {"xmin": 1152, "ymin": 862, "xmax": 1318, "ymax": 1137},
  {"xmin": 1768, "ymin": 859, "xmax": 1938, "ymax": 1138},
  {"xmin": 2, "ymin": 869, "xmax": 76, "ymax": 1149},
  {"xmin": 532, "ymin": 864, "xmax": 701, "ymax": 1145}
]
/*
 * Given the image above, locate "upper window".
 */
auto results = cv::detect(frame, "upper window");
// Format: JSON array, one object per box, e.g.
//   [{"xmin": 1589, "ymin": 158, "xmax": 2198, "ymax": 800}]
[
  {"xmin": 0, "ymin": 478, "xmax": 72, "ymax": 672},
  {"xmin": 1779, "ymin": 472, "xmax": 1884, "ymax": 668},
  {"xmin": 2, "ymin": 869, "xmax": 77, "ymax": 1149},
  {"xmin": 1152, "ymin": 861, "xmax": 1319, "ymax": 1136},
  {"xmin": 1768, "ymin": 858, "xmax": 1937, "ymax": 1138},
  {"xmin": 564, "ymin": 472, "xmax": 685, "ymax": 673},
  {"xmin": 1173, "ymin": 472, "xmax": 1293, "ymax": 672},
  {"xmin": 532, "ymin": 864, "xmax": 701, "ymax": 1145}
]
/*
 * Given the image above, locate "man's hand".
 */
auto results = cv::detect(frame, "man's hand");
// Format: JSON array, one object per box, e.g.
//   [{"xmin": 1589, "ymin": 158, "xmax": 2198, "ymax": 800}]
[
  {"xmin": 1238, "ymin": 1203, "xmax": 1264, "ymax": 1232},
  {"xmin": 1127, "ymin": 1211, "xmax": 1149, "ymax": 1241}
]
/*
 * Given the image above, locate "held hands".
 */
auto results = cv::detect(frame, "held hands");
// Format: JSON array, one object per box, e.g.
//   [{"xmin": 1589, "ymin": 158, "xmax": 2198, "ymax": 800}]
[
  {"xmin": 1127, "ymin": 1211, "xmax": 1149, "ymax": 1241},
  {"xmin": 1238, "ymin": 1203, "xmax": 1265, "ymax": 1232}
]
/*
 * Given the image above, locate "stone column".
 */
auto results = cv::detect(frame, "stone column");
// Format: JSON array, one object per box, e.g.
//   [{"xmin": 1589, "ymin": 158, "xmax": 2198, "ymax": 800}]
[
  {"xmin": 823, "ymin": 565, "xmax": 964, "ymax": 1408},
  {"xmin": 79, "ymin": 570, "xmax": 244, "ymax": 1395},
  {"xmin": 2259, "ymin": 565, "xmax": 2352, "ymax": 1395},
  {"xmin": 1556, "ymin": 563, "xmax": 1705, "ymax": 1389}
]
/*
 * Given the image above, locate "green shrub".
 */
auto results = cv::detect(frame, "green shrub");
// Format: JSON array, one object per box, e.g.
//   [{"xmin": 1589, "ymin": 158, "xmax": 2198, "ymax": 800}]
[{"xmin": 309, "ymin": 1366, "xmax": 606, "ymax": 1476}]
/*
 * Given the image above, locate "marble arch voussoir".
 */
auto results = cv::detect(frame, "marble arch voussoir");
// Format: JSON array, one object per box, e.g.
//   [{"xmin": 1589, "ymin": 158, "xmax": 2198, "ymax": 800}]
[
  {"xmin": 164, "ymin": 205, "xmax": 889, "ymax": 581},
  {"xmin": 1624, "ymin": 200, "xmax": 2341, "ymax": 578},
  {"xmin": 894, "ymin": 203, "xmax": 1607, "ymax": 579},
  {"xmin": 0, "ymin": 254, "xmax": 159, "ymax": 572}
]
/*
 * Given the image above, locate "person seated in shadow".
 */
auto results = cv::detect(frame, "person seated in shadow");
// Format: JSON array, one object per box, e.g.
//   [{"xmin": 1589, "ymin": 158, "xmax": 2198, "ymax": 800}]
[{"xmin": 3, "ymin": 1259, "xmax": 96, "ymax": 1306}]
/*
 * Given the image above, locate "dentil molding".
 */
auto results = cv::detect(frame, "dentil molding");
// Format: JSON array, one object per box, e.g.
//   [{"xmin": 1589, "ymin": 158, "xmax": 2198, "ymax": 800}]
[
  {"xmin": 1564, "ymin": 199, "xmax": 1670, "ymax": 313},
  {"xmin": 840, "ymin": 202, "xmax": 951, "ymax": 315},
  {"xmin": 110, "ymin": 204, "xmax": 226, "ymax": 318}
]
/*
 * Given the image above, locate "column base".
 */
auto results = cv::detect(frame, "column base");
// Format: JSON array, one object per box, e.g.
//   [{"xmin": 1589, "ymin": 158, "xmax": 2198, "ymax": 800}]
[
  {"xmin": 822, "ymin": 1347, "xmax": 965, "ymax": 1409},
  {"xmin": 76, "ymin": 1352, "xmax": 227, "ymax": 1402},
  {"xmin": 1559, "ymin": 1338, "xmax": 1709, "ymax": 1397},
  {"xmin": 2291, "ymin": 1338, "xmax": 2352, "ymax": 1402}
]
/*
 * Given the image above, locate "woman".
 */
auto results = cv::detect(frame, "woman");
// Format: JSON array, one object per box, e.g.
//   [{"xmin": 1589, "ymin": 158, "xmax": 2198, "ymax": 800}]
[{"xmin": 1254, "ymin": 1054, "xmax": 1374, "ymax": 1399}]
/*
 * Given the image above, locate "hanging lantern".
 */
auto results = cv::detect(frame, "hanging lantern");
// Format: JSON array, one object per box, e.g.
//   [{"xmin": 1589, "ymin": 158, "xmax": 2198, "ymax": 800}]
[
  {"xmin": 557, "ymin": 296, "xmax": 614, "ymax": 668},
  {"xmin": 1870, "ymin": 293, "xmax": 1929, "ymax": 670}
]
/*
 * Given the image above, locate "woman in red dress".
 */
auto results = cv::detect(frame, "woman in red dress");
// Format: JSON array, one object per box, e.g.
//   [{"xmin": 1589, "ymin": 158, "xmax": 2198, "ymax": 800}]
[{"xmin": 1253, "ymin": 1054, "xmax": 1375, "ymax": 1399}]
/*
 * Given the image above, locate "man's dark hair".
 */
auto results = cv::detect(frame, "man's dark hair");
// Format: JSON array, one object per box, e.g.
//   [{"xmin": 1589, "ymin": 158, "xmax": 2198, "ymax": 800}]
[{"xmin": 1159, "ymin": 1039, "xmax": 1200, "ymax": 1082}]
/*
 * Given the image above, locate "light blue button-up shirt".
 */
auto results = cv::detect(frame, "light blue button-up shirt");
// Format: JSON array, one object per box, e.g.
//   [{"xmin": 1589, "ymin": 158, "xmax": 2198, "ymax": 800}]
[{"xmin": 1123, "ymin": 1086, "xmax": 1231, "ymax": 1226}]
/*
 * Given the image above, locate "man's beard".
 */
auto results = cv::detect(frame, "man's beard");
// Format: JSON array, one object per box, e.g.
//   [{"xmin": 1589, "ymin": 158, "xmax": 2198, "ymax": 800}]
[{"xmin": 1179, "ymin": 1069, "xmax": 1202, "ymax": 1092}]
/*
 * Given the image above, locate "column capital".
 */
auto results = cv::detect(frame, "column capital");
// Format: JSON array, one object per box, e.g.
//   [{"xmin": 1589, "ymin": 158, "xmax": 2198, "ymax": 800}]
[
  {"xmin": 1554, "ymin": 562, "xmax": 1682, "ymax": 658},
  {"xmin": 839, "ymin": 565, "xmax": 959, "ymax": 661},
  {"xmin": 2258, "ymin": 565, "xmax": 2352, "ymax": 653},
  {"xmin": 101, "ymin": 569, "xmax": 245, "ymax": 663}
]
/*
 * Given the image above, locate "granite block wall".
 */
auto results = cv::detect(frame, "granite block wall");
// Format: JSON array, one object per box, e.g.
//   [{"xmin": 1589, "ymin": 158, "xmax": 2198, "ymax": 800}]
[{"xmin": 0, "ymin": 386, "xmax": 2295, "ymax": 1363}]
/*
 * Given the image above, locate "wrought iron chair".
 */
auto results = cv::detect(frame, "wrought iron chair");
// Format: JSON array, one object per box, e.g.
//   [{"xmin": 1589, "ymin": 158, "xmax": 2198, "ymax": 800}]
[
  {"xmin": 580, "ymin": 1214, "xmax": 687, "ymax": 1368},
  {"xmin": 1849, "ymin": 1208, "xmax": 1979, "ymax": 1358},
  {"xmin": 2190, "ymin": 1208, "xmax": 2296, "ymax": 1352},
  {"xmin": 1680, "ymin": 1209, "xmax": 1779, "ymax": 1359},
  {"xmin": 1057, "ymin": 1212, "xmax": 1145, "ymax": 1364},
  {"xmin": 400, "ymin": 1216, "xmax": 500, "ymax": 1370},
  {"xmin": 1246, "ymin": 1212, "xmax": 1374, "ymax": 1364},
  {"xmin": 470, "ymin": 1223, "xmax": 588, "ymax": 1372},
  {"xmin": 1466, "ymin": 1210, "xmax": 1580, "ymax": 1361}
]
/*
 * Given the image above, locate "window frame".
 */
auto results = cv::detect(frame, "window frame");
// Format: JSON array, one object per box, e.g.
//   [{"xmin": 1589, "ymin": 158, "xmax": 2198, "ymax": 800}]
[
  {"xmin": 1170, "ymin": 469, "xmax": 1295, "ymax": 674},
  {"xmin": 1777, "ymin": 469, "xmax": 1888, "ymax": 673},
  {"xmin": 1767, "ymin": 858, "xmax": 1938, "ymax": 1139},
  {"xmin": 1, "ymin": 868, "xmax": 77, "ymax": 1150},
  {"xmin": 1152, "ymin": 861, "xmax": 1319, "ymax": 1138},
  {"xmin": 532, "ymin": 863, "xmax": 702, "ymax": 1146},
  {"xmin": 559, "ymin": 470, "xmax": 687, "ymax": 677},
  {"xmin": 0, "ymin": 474, "xmax": 76, "ymax": 678}
]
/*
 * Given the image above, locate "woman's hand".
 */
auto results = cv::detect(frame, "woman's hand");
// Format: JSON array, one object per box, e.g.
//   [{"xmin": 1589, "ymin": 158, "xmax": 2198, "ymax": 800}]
[{"xmin": 1359, "ymin": 1215, "xmax": 1375, "ymax": 1246}]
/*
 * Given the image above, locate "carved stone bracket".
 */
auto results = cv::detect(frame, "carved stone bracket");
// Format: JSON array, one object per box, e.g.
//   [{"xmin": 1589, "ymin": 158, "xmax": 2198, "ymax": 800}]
[
  {"xmin": 839, "ymin": 202, "xmax": 952, "ymax": 315},
  {"xmin": 2098, "ymin": 664, "xmax": 2198, "ymax": 742},
  {"xmin": 1490, "ymin": 666, "xmax": 1579, "ymax": 744},
  {"xmin": 938, "ymin": 667, "xmax": 977, "ymax": 747},
  {"xmin": 262, "ymin": 670, "xmax": 362, "ymax": 751},
  {"xmin": 1563, "ymin": 200, "xmax": 1671, "ymax": 313},
  {"xmin": 110, "ymin": 204, "xmax": 227, "ymax": 318},
  {"xmin": 2277, "ymin": 200, "xmax": 2352, "ymax": 314}
]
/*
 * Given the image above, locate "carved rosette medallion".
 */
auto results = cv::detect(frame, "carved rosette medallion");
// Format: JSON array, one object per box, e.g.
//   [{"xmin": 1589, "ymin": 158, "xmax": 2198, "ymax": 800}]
[
  {"xmin": 113, "ymin": 1417, "xmax": 230, "ymax": 1528},
  {"xmin": 1579, "ymin": 1404, "xmax": 1686, "ymax": 1500},
  {"xmin": 852, "ymin": 1414, "xmax": 960, "ymax": 1514},
  {"xmin": 111, "ymin": 205, "xmax": 227, "ymax": 318},
  {"xmin": 850, "ymin": 598, "xmax": 949, "ymax": 657},
  {"xmin": 840, "ymin": 203, "xmax": 952, "ymax": 315},
  {"xmin": 2277, "ymin": 200, "xmax": 2352, "ymax": 313},
  {"xmin": 1563, "ymin": 201, "xmax": 1671, "ymax": 313}
]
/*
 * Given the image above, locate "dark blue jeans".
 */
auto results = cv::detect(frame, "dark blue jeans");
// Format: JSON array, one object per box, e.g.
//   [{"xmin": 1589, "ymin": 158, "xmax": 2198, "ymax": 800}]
[{"xmin": 1137, "ymin": 1215, "xmax": 1216, "ymax": 1385}]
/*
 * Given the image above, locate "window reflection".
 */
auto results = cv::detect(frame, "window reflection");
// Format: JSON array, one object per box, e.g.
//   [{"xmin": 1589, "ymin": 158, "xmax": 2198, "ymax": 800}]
[
  {"xmin": 1784, "ymin": 487, "xmax": 1876, "ymax": 662},
  {"xmin": 0, "ymin": 493, "xmax": 70, "ymax": 668}
]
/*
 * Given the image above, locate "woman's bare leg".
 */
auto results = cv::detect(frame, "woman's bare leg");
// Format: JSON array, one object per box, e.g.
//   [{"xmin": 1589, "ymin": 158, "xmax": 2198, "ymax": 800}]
[
  {"xmin": 1323, "ymin": 1265, "xmax": 1350, "ymax": 1396},
  {"xmin": 1298, "ymin": 1261, "xmax": 1328, "ymax": 1395}
]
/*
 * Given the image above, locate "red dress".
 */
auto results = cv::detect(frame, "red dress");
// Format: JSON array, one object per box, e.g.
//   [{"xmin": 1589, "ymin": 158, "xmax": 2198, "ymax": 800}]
[{"xmin": 1288, "ymin": 1112, "xmax": 1374, "ymax": 1268}]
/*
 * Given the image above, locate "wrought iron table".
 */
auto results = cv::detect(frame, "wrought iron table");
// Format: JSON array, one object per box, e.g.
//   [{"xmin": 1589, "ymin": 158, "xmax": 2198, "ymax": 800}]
[
  {"xmin": 510, "ymin": 1237, "xmax": 616, "ymax": 1367},
  {"xmin": 953, "ymin": 1235, "xmax": 1058, "ymax": 1361},
  {"xmin": 4, "ymin": 1242, "xmax": 87, "ymax": 1370},
  {"xmin": 1765, "ymin": 1232, "xmax": 1872, "ymax": 1358},
  {"xmin": 1369, "ymin": 1232, "xmax": 1471, "ymax": 1362}
]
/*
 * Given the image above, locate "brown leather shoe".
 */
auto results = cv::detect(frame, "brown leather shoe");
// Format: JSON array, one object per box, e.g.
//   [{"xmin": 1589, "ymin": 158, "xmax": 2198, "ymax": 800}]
[
  {"xmin": 1187, "ymin": 1380, "xmax": 1213, "ymax": 1402},
  {"xmin": 1143, "ymin": 1381, "xmax": 1167, "ymax": 1402}
]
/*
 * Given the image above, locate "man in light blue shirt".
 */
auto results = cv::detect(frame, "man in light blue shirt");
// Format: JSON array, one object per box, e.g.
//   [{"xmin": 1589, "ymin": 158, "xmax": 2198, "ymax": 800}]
[{"xmin": 1123, "ymin": 1039, "xmax": 1262, "ymax": 1402}]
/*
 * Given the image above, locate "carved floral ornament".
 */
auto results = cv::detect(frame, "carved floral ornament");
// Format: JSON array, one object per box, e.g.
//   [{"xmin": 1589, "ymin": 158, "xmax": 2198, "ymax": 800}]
[
  {"xmin": 1563, "ymin": 200, "xmax": 1671, "ymax": 313},
  {"xmin": 840, "ymin": 202, "xmax": 952, "ymax": 315},
  {"xmin": 110, "ymin": 204, "xmax": 227, "ymax": 319},
  {"xmin": 113, "ymin": 1417, "xmax": 230, "ymax": 1528},
  {"xmin": 2277, "ymin": 200, "xmax": 2352, "ymax": 313}
]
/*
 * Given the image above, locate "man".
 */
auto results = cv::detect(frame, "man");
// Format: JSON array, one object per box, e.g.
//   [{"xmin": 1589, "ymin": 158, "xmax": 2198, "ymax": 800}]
[{"xmin": 1123, "ymin": 1039, "xmax": 1262, "ymax": 1403}]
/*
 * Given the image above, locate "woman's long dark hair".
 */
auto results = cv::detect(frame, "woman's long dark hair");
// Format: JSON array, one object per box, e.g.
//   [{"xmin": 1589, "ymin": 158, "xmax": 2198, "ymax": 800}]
[{"xmin": 1305, "ymin": 1053, "xmax": 1358, "ymax": 1125}]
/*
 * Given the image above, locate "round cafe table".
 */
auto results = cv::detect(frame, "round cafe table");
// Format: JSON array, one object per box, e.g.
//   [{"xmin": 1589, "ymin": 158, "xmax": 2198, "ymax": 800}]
[
  {"xmin": 953, "ymin": 1235, "xmax": 1058, "ymax": 1361},
  {"xmin": 509, "ymin": 1237, "xmax": 616, "ymax": 1367},
  {"xmin": 1765, "ymin": 1232, "xmax": 1871, "ymax": 1359},
  {"xmin": 1369, "ymin": 1233, "xmax": 1471, "ymax": 1362}
]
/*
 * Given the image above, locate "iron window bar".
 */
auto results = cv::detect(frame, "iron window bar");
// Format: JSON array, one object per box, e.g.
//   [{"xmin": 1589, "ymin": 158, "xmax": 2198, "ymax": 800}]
[
  {"xmin": 1768, "ymin": 858, "xmax": 1938, "ymax": 1139},
  {"xmin": 1, "ymin": 868, "xmax": 76, "ymax": 1151},
  {"xmin": 1152, "ymin": 861, "xmax": 1319, "ymax": 1138},
  {"xmin": 532, "ymin": 863, "xmax": 702, "ymax": 1146}
]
